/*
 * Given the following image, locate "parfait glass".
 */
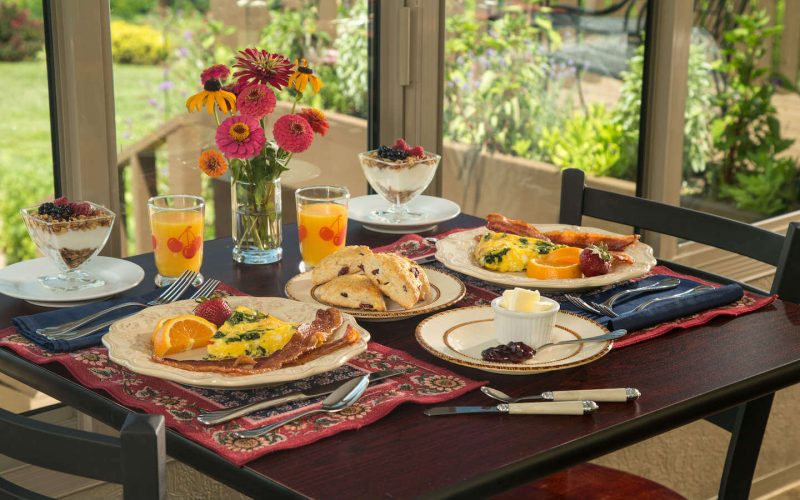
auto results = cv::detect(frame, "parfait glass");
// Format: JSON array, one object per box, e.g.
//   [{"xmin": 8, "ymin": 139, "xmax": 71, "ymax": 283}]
[
  {"xmin": 357, "ymin": 151, "xmax": 441, "ymax": 223},
  {"xmin": 20, "ymin": 203, "xmax": 115, "ymax": 291}
]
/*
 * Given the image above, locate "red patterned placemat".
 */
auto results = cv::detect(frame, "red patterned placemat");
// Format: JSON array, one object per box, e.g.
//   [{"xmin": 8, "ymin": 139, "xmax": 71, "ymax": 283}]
[
  {"xmin": 610, "ymin": 266, "xmax": 776, "ymax": 347},
  {"xmin": 0, "ymin": 325, "xmax": 483, "ymax": 466},
  {"xmin": 373, "ymin": 227, "xmax": 776, "ymax": 349}
]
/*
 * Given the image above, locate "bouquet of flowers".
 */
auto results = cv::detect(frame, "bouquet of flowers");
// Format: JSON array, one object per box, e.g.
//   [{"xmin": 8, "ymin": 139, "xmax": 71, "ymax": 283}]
[{"xmin": 185, "ymin": 48, "xmax": 329, "ymax": 263}]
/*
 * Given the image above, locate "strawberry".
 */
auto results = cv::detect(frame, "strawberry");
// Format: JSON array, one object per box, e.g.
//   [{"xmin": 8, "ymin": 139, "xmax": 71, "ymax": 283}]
[
  {"xmin": 579, "ymin": 244, "xmax": 612, "ymax": 277},
  {"xmin": 194, "ymin": 297, "xmax": 232, "ymax": 327}
]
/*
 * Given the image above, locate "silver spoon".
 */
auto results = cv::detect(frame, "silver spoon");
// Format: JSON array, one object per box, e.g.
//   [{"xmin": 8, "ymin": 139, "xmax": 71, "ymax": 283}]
[
  {"xmin": 481, "ymin": 386, "xmax": 641, "ymax": 403},
  {"xmin": 535, "ymin": 328, "xmax": 627, "ymax": 351},
  {"xmin": 232, "ymin": 374, "xmax": 370, "ymax": 439}
]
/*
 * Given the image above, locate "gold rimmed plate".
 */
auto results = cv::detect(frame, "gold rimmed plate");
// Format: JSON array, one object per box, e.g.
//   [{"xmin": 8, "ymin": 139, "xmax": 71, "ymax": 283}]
[
  {"xmin": 415, "ymin": 306, "xmax": 613, "ymax": 375},
  {"xmin": 285, "ymin": 267, "xmax": 466, "ymax": 322}
]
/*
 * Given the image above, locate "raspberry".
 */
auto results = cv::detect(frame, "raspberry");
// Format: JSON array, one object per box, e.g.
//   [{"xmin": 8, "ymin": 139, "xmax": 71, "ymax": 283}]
[
  {"xmin": 408, "ymin": 146, "xmax": 425, "ymax": 158},
  {"xmin": 54, "ymin": 196, "xmax": 69, "ymax": 207},
  {"xmin": 69, "ymin": 202, "xmax": 94, "ymax": 216},
  {"xmin": 392, "ymin": 138, "xmax": 409, "ymax": 151}
]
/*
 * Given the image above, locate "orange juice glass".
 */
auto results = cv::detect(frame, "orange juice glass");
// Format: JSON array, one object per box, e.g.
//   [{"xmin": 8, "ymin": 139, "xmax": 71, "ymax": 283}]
[
  {"xmin": 148, "ymin": 195, "xmax": 204, "ymax": 287},
  {"xmin": 296, "ymin": 186, "xmax": 350, "ymax": 270}
]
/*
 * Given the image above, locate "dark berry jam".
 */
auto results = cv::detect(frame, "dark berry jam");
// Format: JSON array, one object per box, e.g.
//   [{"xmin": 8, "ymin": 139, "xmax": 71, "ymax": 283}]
[{"xmin": 481, "ymin": 342, "xmax": 535, "ymax": 363}]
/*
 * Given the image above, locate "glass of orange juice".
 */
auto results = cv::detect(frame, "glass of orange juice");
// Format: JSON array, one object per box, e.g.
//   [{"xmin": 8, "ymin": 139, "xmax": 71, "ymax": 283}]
[
  {"xmin": 296, "ymin": 186, "xmax": 350, "ymax": 270},
  {"xmin": 148, "ymin": 195, "xmax": 205, "ymax": 287}
]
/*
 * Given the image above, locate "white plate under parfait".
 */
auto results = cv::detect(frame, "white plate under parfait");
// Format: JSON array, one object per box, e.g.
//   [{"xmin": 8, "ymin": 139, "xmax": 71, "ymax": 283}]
[
  {"xmin": 348, "ymin": 195, "xmax": 461, "ymax": 234},
  {"xmin": 103, "ymin": 296, "xmax": 371, "ymax": 389},
  {"xmin": 435, "ymin": 225, "xmax": 656, "ymax": 292},
  {"xmin": 0, "ymin": 256, "xmax": 145, "ymax": 306},
  {"xmin": 415, "ymin": 306, "xmax": 613, "ymax": 375},
  {"xmin": 285, "ymin": 267, "xmax": 466, "ymax": 322}
]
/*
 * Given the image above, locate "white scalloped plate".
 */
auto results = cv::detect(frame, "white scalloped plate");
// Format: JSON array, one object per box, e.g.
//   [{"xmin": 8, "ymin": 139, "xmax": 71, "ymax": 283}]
[
  {"xmin": 102, "ymin": 297, "xmax": 370, "ymax": 389},
  {"xmin": 435, "ymin": 225, "xmax": 656, "ymax": 292}
]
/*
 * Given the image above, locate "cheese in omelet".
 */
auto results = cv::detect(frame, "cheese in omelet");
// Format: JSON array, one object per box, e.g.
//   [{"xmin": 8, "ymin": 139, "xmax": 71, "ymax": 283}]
[
  {"xmin": 473, "ymin": 231, "xmax": 562, "ymax": 272},
  {"xmin": 206, "ymin": 306, "xmax": 298, "ymax": 360}
]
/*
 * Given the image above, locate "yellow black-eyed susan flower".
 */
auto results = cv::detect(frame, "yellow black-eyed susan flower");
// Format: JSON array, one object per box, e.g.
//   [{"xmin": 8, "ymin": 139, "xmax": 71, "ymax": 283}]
[
  {"xmin": 287, "ymin": 59, "xmax": 323, "ymax": 94},
  {"xmin": 186, "ymin": 79, "xmax": 237, "ymax": 116}
]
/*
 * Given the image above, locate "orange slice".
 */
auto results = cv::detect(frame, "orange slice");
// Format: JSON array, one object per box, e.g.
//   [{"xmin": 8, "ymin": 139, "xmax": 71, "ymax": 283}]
[
  {"xmin": 541, "ymin": 246, "xmax": 582, "ymax": 265},
  {"xmin": 526, "ymin": 259, "xmax": 582, "ymax": 280},
  {"xmin": 152, "ymin": 314, "xmax": 217, "ymax": 358},
  {"xmin": 150, "ymin": 317, "xmax": 170, "ymax": 343}
]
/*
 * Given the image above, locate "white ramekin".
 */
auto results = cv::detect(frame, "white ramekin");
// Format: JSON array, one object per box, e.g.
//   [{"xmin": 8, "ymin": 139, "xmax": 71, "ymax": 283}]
[{"xmin": 491, "ymin": 296, "xmax": 560, "ymax": 349}]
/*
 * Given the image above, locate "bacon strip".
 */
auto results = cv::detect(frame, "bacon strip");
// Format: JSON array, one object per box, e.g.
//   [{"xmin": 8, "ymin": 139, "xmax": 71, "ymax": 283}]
[
  {"xmin": 486, "ymin": 213, "xmax": 549, "ymax": 240},
  {"xmin": 545, "ymin": 230, "xmax": 640, "ymax": 252},
  {"xmin": 152, "ymin": 308, "xmax": 347, "ymax": 375}
]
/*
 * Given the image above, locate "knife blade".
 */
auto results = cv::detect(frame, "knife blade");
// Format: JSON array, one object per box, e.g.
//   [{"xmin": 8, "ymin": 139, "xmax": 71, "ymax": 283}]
[
  {"xmin": 424, "ymin": 401, "xmax": 599, "ymax": 417},
  {"xmin": 198, "ymin": 368, "xmax": 410, "ymax": 426}
]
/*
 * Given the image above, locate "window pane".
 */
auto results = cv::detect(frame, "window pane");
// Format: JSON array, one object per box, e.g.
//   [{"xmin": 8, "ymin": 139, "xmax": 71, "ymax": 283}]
[
  {"xmin": 442, "ymin": 0, "xmax": 646, "ymax": 227},
  {"xmin": 0, "ymin": 1, "xmax": 55, "ymax": 266},
  {"xmin": 110, "ymin": 0, "xmax": 368, "ymax": 256},
  {"xmin": 681, "ymin": 2, "xmax": 800, "ymax": 223}
]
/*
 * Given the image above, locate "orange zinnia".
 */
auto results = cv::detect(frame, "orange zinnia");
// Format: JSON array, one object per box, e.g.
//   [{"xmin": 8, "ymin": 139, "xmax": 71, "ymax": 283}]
[{"xmin": 198, "ymin": 149, "xmax": 228, "ymax": 177}]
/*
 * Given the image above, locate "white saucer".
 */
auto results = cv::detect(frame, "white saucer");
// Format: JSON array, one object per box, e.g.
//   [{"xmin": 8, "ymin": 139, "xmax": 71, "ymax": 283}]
[
  {"xmin": 348, "ymin": 195, "xmax": 461, "ymax": 234},
  {"xmin": 0, "ymin": 256, "xmax": 145, "ymax": 306}
]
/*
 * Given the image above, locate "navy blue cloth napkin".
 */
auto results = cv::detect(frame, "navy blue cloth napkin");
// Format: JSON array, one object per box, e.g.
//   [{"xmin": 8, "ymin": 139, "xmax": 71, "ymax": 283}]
[
  {"xmin": 559, "ymin": 274, "xmax": 744, "ymax": 332},
  {"xmin": 12, "ymin": 288, "xmax": 196, "ymax": 353}
]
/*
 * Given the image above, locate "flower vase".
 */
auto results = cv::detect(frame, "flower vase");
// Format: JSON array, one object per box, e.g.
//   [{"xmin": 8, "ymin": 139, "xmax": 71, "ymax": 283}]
[{"xmin": 231, "ymin": 177, "xmax": 283, "ymax": 264}]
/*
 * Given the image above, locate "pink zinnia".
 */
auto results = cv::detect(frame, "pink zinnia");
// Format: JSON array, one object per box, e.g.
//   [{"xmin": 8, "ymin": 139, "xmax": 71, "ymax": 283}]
[
  {"xmin": 200, "ymin": 64, "xmax": 230, "ymax": 84},
  {"xmin": 273, "ymin": 114, "xmax": 314, "ymax": 153},
  {"xmin": 233, "ymin": 48, "xmax": 293, "ymax": 90},
  {"xmin": 215, "ymin": 115, "xmax": 266, "ymax": 159},
  {"xmin": 236, "ymin": 84, "xmax": 276, "ymax": 118}
]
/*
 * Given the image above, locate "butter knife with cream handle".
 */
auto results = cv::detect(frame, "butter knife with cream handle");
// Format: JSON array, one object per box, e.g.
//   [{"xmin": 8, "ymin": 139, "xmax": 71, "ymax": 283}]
[
  {"xmin": 425, "ymin": 401, "xmax": 599, "ymax": 417},
  {"xmin": 481, "ymin": 386, "xmax": 640, "ymax": 403}
]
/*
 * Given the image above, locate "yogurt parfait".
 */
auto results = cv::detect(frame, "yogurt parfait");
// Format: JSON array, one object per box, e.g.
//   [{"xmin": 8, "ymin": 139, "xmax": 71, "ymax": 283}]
[
  {"xmin": 21, "ymin": 197, "xmax": 115, "ymax": 291},
  {"xmin": 358, "ymin": 139, "xmax": 441, "ymax": 222}
]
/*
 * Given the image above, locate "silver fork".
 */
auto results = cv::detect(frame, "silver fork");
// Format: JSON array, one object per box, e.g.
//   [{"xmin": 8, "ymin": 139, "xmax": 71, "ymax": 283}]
[
  {"xmin": 594, "ymin": 285, "xmax": 713, "ymax": 318},
  {"xmin": 564, "ymin": 294, "xmax": 603, "ymax": 315},
  {"xmin": 45, "ymin": 277, "xmax": 220, "ymax": 341},
  {"xmin": 588, "ymin": 277, "xmax": 681, "ymax": 315},
  {"xmin": 40, "ymin": 271, "xmax": 200, "ymax": 338}
]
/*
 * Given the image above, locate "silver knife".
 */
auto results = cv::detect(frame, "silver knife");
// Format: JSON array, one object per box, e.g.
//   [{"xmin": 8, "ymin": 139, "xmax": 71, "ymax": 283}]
[
  {"xmin": 197, "ymin": 368, "xmax": 410, "ymax": 426},
  {"xmin": 424, "ymin": 401, "xmax": 599, "ymax": 416}
]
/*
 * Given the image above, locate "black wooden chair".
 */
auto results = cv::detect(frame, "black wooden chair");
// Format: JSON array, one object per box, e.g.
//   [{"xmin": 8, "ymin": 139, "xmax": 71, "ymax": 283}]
[
  {"xmin": 552, "ymin": 167, "xmax": 800, "ymax": 499},
  {"xmin": 0, "ymin": 408, "xmax": 165, "ymax": 500}
]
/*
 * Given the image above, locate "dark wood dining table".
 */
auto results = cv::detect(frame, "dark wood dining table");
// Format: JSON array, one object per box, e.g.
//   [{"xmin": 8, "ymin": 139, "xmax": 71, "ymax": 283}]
[{"xmin": 1, "ymin": 213, "xmax": 799, "ymax": 499}]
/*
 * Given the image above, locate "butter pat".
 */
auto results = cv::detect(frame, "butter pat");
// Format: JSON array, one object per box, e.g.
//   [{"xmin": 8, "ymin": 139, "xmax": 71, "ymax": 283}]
[{"xmin": 499, "ymin": 288, "xmax": 552, "ymax": 312}]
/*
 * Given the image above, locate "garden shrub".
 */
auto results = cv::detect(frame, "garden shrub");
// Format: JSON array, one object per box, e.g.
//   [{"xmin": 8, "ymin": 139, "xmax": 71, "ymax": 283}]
[
  {"xmin": 110, "ymin": 0, "xmax": 157, "ymax": 21},
  {"xmin": 0, "ymin": 2, "xmax": 43, "ymax": 62},
  {"xmin": 111, "ymin": 20, "xmax": 167, "ymax": 65},
  {"xmin": 0, "ymin": 164, "xmax": 52, "ymax": 263}
]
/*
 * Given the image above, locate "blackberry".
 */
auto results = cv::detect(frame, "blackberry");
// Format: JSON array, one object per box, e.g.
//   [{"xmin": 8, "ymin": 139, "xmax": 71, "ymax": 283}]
[
  {"xmin": 38, "ymin": 202, "xmax": 55, "ymax": 215},
  {"xmin": 52, "ymin": 204, "xmax": 74, "ymax": 221},
  {"xmin": 376, "ymin": 145, "xmax": 408, "ymax": 161}
]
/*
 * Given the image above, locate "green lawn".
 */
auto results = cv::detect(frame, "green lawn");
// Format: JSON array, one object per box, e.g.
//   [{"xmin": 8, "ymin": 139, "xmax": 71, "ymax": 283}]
[{"xmin": 0, "ymin": 61, "xmax": 175, "ymax": 263}]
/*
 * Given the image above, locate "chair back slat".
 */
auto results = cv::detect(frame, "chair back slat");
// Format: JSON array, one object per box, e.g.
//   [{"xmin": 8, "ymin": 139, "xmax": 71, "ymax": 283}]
[
  {"xmin": 0, "ymin": 408, "xmax": 122, "ymax": 483},
  {"xmin": 581, "ymin": 188, "xmax": 786, "ymax": 266},
  {"xmin": 0, "ymin": 410, "xmax": 164, "ymax": 499},
  {"xmin": 772, "ymin": 222, "xmax": 800, "ymax": 300}
]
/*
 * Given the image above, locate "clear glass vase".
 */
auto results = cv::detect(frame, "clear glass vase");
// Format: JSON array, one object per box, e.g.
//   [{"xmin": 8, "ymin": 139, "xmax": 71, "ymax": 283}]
[{"xmin": 231, "ymin": 177, "xmax": 283, "ymax": 264}]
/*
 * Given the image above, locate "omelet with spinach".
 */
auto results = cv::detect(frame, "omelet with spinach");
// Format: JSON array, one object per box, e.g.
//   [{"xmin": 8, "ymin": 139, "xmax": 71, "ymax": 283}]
[
  {"xmin": 206, "ymin": 306, "xmax": 298, "ymax": 360},
  {"xmin": 473, "ymin": 231, "xmax": 562, "ymax": 272}
]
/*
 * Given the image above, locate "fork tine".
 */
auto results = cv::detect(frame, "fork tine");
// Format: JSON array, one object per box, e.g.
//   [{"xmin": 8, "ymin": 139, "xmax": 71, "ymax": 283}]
[
  {"xmin": 592, "ymin": 302, "xmax": 618, "ymax": 318},
  {"xmin": 566, "ymin": 294, "xmax": 604, "ymax": 315},
  {"xmin": 153, "ymin": 270, "xmax": 192, "ymax": 303},
  {"xmin": 164, "ymin": 272, "xmax": 198, "ymax": 303},
  {"xmin": 190, "ymin": 279, "xmax": 220, "ymax": 300},
  {"xmin": 155, "ymin": 270, "xmax": 192, "ymax": 304},
  {"xmin": 157, "ymin": 271, "xmax": 196, "ymax": 304}
]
